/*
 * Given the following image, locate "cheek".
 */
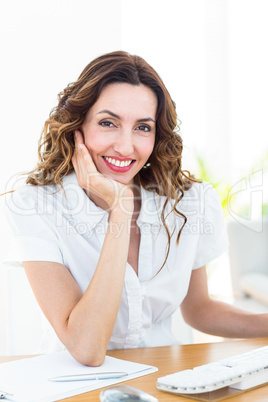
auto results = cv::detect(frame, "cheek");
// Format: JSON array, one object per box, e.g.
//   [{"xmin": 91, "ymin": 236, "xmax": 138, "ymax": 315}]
[
  {"xmin": 84, "ymin": 132, "xmax": 107, "ymax": 154},
  {"xmin": 141, "ymin": 137, "xmax": 155, "ymax": 159}
]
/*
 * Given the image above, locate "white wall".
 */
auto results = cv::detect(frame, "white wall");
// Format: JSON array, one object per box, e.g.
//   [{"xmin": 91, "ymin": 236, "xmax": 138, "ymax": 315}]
[
  {"xmin": 229, "ymin": 0, "xmax": 268, "ymax": 181},
  {"xmin": 122, "ymin": 0, "xmax": 233, "ymax": 181},
  {"xmin": 1, "ymin": 0, "xmax": 268, "ymax": 354},
  {"xmin": 0, "ymin": 0, "xmax": 123, "ymax": 354}
]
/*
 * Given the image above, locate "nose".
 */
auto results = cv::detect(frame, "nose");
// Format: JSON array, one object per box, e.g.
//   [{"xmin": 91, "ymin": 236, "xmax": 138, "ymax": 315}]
[{"xmin": 113, "ymin": 129, "xmax": 134, "ymax": 156}]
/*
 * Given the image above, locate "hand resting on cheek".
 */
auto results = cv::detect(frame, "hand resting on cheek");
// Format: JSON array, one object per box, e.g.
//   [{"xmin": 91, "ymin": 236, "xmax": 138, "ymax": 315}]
[{"xmin": 72, "ymin": 130, "xmax": 134, "ymax": 214}]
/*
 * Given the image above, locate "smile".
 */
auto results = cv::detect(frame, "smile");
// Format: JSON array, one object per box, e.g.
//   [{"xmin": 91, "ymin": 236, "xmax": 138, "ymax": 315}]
[
  {"xmin": 103, "ymin": 156, "xmax": 134, "ymax": 167},
  {"xmin": 102, "ymin": 156, "xmax": 136, "ymax": 173}
]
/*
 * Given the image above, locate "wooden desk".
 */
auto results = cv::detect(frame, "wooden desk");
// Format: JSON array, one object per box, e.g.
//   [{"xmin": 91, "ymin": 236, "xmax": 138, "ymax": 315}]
[{"xmin": 1, "ymin": 338, "xmax": 268, "ymax": 401}]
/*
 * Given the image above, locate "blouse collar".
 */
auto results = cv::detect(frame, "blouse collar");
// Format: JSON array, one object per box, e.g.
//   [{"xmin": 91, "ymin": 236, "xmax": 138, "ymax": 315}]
[{"xmin": 62, "ymin": 172, "xmax": 165, "ymax": 227}]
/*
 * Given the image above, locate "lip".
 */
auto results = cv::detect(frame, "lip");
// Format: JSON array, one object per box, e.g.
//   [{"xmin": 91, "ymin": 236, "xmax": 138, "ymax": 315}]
[{"xmin": 102, "ymin": 156, "xmax": 136, "ymax": 173}]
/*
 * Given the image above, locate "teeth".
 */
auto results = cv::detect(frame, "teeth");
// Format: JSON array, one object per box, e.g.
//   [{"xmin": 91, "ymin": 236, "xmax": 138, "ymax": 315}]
[{"xmin": 104, "ymin": 157, "xmax": 133, "ymax": 167}]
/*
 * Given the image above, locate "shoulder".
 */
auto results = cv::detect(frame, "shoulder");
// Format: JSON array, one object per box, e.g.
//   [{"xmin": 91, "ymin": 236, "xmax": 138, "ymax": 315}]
[
  {"xmin": 4, "ymin": 173, "xmax": 73, "ymax": 220},
  {"xmin": 7, "ymin": 172, "xmax": 79, "ymax": 207},
  {"xmin": 180, "ymin": 181, "xmax": 221, "ymax": 211},
  {"xmin": 183, "ymin": 180, "xmax": 217, "ymax": 198},
  {"xmin": 140, "ymin": 181, "xmax": 221, "ymax": 212},
  {"xmin": 6, "ymin": 181, "xmax": 57, "ymax": 208}
]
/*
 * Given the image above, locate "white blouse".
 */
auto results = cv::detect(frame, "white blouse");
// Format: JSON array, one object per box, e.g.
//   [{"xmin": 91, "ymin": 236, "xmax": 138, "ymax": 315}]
[{"xmin": 4, "ymin": 172, "xmax": 229, "ymax": 351}]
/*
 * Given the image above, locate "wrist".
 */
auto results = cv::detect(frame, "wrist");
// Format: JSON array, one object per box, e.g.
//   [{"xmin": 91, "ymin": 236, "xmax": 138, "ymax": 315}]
[
  {"xmin": 109, "ymin": 202, "xmax": 134, "ymax": 220},
  {"xmin": 111, "ymin": 188, "xmax": 134, "ymax": 215}
]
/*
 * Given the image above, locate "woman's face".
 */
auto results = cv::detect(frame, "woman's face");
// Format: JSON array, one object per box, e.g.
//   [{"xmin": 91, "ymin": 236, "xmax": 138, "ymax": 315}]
[{"xmin": 81, "ymin": 83, "xmax": 157, "ymax": 186}]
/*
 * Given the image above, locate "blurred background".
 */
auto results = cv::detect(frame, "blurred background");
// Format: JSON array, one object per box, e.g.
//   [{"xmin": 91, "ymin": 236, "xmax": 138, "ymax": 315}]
[{"xmin": 0, "ymin": 0, "xmax": 268, "ymax": 353}]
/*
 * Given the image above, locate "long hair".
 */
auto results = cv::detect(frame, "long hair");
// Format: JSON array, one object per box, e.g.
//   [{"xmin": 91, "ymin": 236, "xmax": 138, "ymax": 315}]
[{"xmin": 26, "ymin": 51, "xmax": 199, "ymax": 271}]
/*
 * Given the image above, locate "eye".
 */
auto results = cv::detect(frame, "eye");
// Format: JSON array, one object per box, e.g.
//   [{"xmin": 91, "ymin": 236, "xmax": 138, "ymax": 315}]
[
  {"xmin": 136, "ymin": 124, "xmax": 151, "ymax": 132},
  {"xmin": 99, "ymin": 120, "xmax": 115, "ymax": 128}
]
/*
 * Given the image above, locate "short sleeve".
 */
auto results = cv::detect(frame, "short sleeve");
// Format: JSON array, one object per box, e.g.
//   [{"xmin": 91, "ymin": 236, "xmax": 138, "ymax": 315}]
[
  {"xmin": 3, "ymin": 186, "xmax": 64, "ymax": 266},
  {"xmin": 192, "ymin": 182, "xmax": 229, "ymax": 270}
]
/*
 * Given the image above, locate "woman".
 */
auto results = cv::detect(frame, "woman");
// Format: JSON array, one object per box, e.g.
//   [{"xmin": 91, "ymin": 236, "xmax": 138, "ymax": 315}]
[{"xmin": 5, "ymin": 51, "xmax": 268, "ymax": 366}]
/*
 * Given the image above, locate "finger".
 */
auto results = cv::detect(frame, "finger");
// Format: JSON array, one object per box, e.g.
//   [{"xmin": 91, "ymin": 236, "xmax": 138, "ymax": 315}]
[
  {"xmin": 73, "ymin": 141, "xmax": 97, "ymax": 182},
  {"xmin": 73, "ymin": 131, "xmax": 87, "ymax": 171},
  {"xmin": 73, "ymin": 131, "xmax": 100, "ymax": 189},
  {"xmin": 72, "ymin": 134, "xmax": 86, "ymax": 180},
  {"xmin": 74, "ymin": 130, "xmax": 84, "ymax": 147},
  {"xmin": 78, "ymin": 144, "xmax": 97, "ymax": 174}
]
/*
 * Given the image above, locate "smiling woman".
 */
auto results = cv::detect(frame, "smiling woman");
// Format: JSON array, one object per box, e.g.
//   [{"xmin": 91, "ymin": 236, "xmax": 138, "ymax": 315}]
[
  {"xmin": 80, "ymin": 83, "xmax": 157, "ymax": 186},
  {"xmin": 23, "ymin": 51, "xmax": 194, "ymax": 249},
  {"xmin": 4, "ymin": 51, "xmax": 268, "ymax": 366}
]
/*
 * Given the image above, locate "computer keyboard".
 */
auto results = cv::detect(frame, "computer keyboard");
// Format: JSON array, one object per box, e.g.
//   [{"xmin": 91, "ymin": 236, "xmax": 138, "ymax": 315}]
[{"xmin": 157, "ymin": 345, "xmax": 268, "ymax": 395}]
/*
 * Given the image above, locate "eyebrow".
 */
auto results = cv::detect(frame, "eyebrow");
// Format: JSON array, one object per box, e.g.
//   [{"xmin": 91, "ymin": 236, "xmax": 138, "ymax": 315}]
[{"xmin": 97, "ymin": 109, "xmax": 156, "ymax": 123}]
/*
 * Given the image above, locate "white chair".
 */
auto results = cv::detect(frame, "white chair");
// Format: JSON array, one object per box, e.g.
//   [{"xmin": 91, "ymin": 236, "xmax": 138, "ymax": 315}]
[{"xmin": 228, "ymin": 218, "xmax": 268, "ymax": 312}]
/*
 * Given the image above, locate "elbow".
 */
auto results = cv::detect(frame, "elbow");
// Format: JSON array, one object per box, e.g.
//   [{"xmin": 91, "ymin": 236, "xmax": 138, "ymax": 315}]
[
  {"xmin": 59, "ymin": 325, "xmax": 108, "ymax": 366},
  {"xmin": 70, "ymin": 345, "xmax": 107, "ymax": 367},
  {"xmin": 76, "ymin": 354, "xmax": 106, "ymax": 367}
]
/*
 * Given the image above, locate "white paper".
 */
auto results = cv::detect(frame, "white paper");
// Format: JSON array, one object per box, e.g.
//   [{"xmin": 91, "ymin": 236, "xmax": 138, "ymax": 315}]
[{"xmin": 0, "ymin": 350, "xmax": 158, "ymax": 402}]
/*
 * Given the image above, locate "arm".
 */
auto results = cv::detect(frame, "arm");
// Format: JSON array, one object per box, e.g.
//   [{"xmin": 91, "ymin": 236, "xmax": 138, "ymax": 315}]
[
  {"xmin": 180, "ymin": 266, "xmax": 268, "ymax": 339},
  {"xmin": 23, "ymin": 132, "xmax": 134, "ymax": 366}
]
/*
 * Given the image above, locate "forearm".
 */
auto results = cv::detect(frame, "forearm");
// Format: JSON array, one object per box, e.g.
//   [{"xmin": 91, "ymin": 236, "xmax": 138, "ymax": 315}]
[
  {"xmin": 186, "ymin": 298, "xmax": 268, "ymax": 339},
  {"xmin": 62, "ymin": 206, "xmax": 133, "ymax": 365}
]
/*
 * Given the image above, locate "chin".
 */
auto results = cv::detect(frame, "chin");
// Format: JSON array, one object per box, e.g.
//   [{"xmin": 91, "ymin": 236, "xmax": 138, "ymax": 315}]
[
  {"xmin": 102, "ymin": 172, "xmax": 133, "ymax": 185},
  {"xmin": 115, "ymin": 177, "xmax": 134, "ymax": 186}
]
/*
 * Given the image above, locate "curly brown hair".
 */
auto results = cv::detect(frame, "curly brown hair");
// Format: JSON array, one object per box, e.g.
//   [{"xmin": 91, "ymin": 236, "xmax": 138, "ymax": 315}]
[{"xmin": 26, "ymin": 51, "xmax": 199, "ymax": 270}]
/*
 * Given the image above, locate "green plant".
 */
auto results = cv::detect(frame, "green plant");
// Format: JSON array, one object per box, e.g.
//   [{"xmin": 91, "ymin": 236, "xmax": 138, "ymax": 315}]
[
  {"xmin": 194, "ymin": 154, "xmax": 231, "ymax": 218},
  {"xmin": 194, "ymin": 151, "xmax": 268, "ymax": 218}
]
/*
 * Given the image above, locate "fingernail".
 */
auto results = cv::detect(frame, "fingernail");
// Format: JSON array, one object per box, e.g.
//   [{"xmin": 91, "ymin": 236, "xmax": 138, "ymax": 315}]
[
  {"xmin": 75, "ymin": 131, "xmax": 78, "ymax": 138},
  {"xmin": 79, "ymin": 144, "xmax": 83, "ymax": 150}
]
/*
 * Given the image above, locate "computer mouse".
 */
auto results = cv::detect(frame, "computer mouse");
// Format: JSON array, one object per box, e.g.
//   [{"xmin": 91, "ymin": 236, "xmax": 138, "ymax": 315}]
[{"xmin": 99, "ymin": 385, "xmax": 159, "ymax": 401}]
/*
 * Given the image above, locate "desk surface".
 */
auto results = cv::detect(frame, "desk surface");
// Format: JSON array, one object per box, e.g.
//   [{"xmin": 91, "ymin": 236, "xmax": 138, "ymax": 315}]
[{"xmin": 1, "ymin": 338, "xmax": 268, "ymax": 401}]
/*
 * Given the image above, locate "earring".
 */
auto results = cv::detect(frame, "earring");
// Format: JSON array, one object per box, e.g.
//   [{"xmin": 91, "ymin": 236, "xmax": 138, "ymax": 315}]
[{"xmin": 143, "ymin": 162, "xmax": 151, "ymax": 169}]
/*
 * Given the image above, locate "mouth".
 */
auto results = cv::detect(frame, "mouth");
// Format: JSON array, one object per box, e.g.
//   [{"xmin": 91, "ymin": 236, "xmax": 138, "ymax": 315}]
[{"xmin": 102, "ymin": 156, "xmax": 136, "ymax": 172}]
